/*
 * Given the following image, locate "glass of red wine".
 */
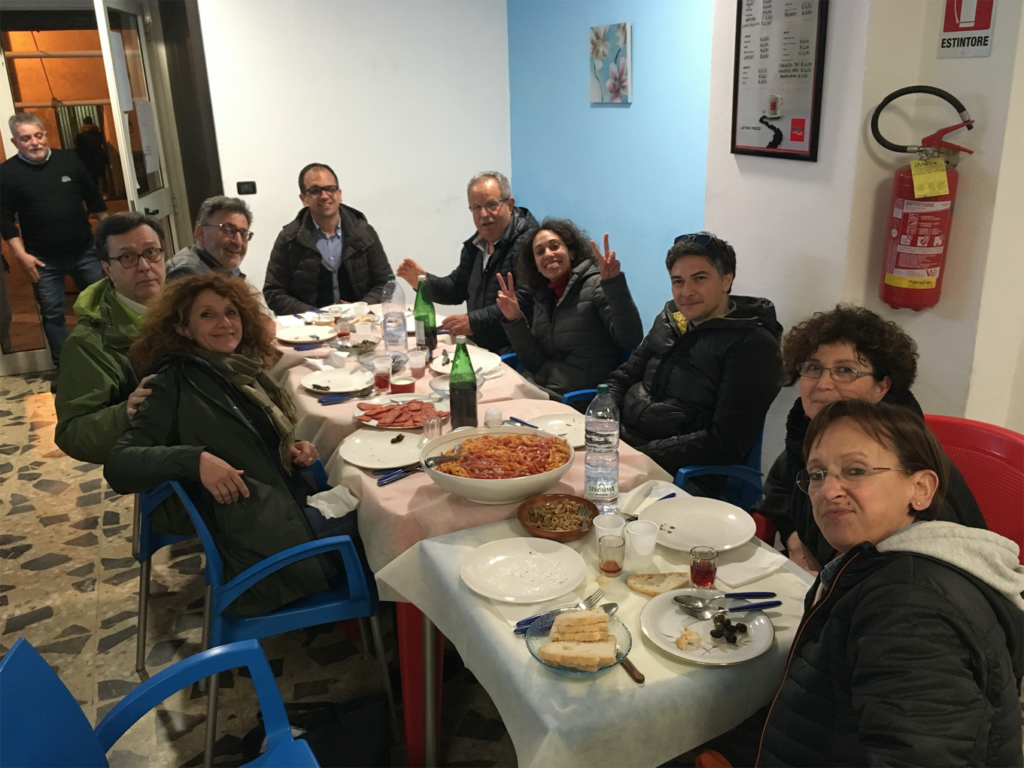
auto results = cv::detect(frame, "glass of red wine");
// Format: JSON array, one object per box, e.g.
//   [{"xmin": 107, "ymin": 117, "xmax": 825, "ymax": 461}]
[
  {"xmin": 598, "ymin": 535, "xmax": 625, "ymax": 577},
  {"xmin": 373, "ymin": 356, "xmax": 392, "ymax": 392},
  {"xmin": 689, "ymin": 546, "xmax": 718, "ymax": 589}
]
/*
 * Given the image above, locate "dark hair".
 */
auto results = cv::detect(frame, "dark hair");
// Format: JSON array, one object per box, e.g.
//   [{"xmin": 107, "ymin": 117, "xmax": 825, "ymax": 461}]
[
  {"xmin": 515, "ymin": 218, "xmax": 592, "ymax": 291},
  {"xmin": 665, "ymin": 232, "xmax": 736, "ymax": 287},
  {"xmin": 298, "ymin": 163, "xmax": 338, "ymax": 193},
  {"xmin": 83, "ymin": 116, "xmax": 94, "ymax": 125},
  {"xmin": 129, "ymin": 272, "xmax": 277, "ymax": 373},
  {"xmin": 94, "ymin": 212, "xmax": 164, "ymax": 260},
  {"xmin": 782, "ymin": 304, "xmax": 918, "ymax": 389},
  {"xmin": 194, "ymin": 195, "xmax": 253, "ymax": 228},
  {"xmin": 803, "ymin": 399, "xmax": 948, "ymax": 521}
]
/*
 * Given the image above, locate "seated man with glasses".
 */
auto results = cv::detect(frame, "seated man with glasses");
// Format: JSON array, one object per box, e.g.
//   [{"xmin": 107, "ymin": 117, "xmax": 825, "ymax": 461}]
[
  {"xmin": 263, "ymin": 163, "xmax": 392, "ymax": 314},
  {"xmin": 606, "ymin": 232, "xmax": 783, "ymax": 497},
  {"xmin": 166, "ymin": 195, "xmax": 255, "ymax": 282},
  {"xmin": 396, "ymin": 171, "xmax": 537, "ymax": 353},
  {"xmin": 751, "ymin": 304, "xmax": 984, "ymax": 575}
]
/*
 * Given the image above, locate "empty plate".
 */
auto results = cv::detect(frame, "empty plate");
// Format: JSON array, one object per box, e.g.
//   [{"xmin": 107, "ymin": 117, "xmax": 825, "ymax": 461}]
[
  {"xmin": 300, "ymin": 368, "xmax": 375, "ymax": 395},
  {"xmin": 638, "ymin": 497, "xmax": 756, "ymax": 552},
  {"xmin": 528, "ymin": 413, "xmax": 585, "ymax": 448},
  {"xmin": 460, "ymin": 538, "xmax": 586, "ymax": 603},
  {"xmin": 338, "ymin": 429, "xmax": 427, "ymax": 469},
  {"xmin": 429, "ymin": 346, "xmax": 501, "ymax": 375},
  {"xmin": 277, "ymin": 326, "xmax": 337, "ymax": 344}
]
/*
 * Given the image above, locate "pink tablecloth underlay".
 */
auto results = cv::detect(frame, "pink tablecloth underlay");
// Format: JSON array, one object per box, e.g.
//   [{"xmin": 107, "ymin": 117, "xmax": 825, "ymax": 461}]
[{"xmin": 325, "ymin": 398, "xmax": 672, "ymax": 573}]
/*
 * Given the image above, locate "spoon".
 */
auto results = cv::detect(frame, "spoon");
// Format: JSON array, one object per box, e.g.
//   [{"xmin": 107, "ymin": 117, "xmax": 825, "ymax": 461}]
[
  {"xmin": 678, "ymin": 600, "xmax": 782, "ymax": 621},
  {"xmin": 601, "ymin": 603, "xmax": 644, "ymax": 683},
  {"xmin": 601, "ymin": 603, "xmax": 618, "ymax": 616},
  {"xmin": 673, "ymin": 592, "xmax": 776, "ymax": 611},
  {"xmin": 423, "ymin": 443, "xmax": 463, "ymax": 469}
]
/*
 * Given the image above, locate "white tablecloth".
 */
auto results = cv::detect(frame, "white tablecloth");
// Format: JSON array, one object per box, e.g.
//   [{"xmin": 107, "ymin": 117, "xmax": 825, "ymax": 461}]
[
  {"xmin": 377, "ymin": 519, "xmax": 813, "ymax": 767},
  {"xmin": 278, "ymin": 340, "xmax": 548, "ymax": 461},
  {"xmin": 328, "ymin": 398, "xmax": 672, "ymax": 573}
]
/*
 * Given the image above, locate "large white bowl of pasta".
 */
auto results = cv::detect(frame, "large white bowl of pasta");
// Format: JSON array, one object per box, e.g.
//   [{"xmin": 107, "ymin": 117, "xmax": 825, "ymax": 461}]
[{"xmin": 420, "ymin": 426, "xmax": 575, "ymax": 505}]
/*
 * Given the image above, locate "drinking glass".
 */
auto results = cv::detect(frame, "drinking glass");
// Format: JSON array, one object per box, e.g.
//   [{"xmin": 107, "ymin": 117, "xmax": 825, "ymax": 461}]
[
  {"xmin": 354, "ymin": 321, "xmax": 373, "ymax": 341},
  {"xmin": 598, "ymin": 535, "xmax": 625, "ymax": 577},
  {"xmin": 373, "ymin": 356, "xmax": 392, "ymax": 391},
  {"xmin": 592, "ymin": 514, "xmax": 625, "ymax": 540},
  {"xmin": 408, "ymin": 349, "xmax": 428, "ymax": 379},
  {"xmin": 422, "ymin": 416, "xmax": 443, "ymax": 440},
  {"xmin": 689, "ymin": 546, "xmax": 718, "ymax": 588},
  {"xmin": 625, "ymin": 519, "xmax": 659, "ymax": 569}
]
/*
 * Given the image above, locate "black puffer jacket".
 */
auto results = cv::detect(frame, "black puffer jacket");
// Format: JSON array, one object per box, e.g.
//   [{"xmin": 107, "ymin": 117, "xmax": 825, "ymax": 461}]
[
  {"xmin": 757, "ymin": 526, "xmax": 1024, "ymax": 767},
  {"xmin": 501, "ymin": 259, "xmax": 643, "ymax": 398},
  {"xmin": 263, "ymin": 205, "xmax": 391, "ymax": 314},
  {"xmin": 606, "ymin": 297, "xmax": 783, "ymax": 488},
  {"xmin": 426, "ymin": 206, "xmax": 537, "ymax": 354},
  {"xmin": 753, "ymin": 389, "xmax": 987, "ymax": 565}
]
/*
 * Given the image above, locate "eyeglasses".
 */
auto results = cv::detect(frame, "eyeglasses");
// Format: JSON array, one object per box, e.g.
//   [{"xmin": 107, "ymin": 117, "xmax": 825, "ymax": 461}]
[
  {"xmin": 107, "ymin": 247, "xmax": 164, "ymax": 268},
  {"xmin": 304, "ymin": 185, "xmax": 340, "ymax": 197},
  {"xmin": 468, "ymin": 198, "xmax": 509, "ymax": 215},
  {"xmin": 798, "ymin": 362, "xmax": 876, "ymax": 383},
  {"xmin": 796, "ymin": 466, "xmax": 915, "ymax": 494},
  {"xmin": 204, "ymin": 222, "xmax": 254, "ymax": 242},
  {"xmin": 674, "ymin": 232, "xmax": 714, "ymax": 247}
]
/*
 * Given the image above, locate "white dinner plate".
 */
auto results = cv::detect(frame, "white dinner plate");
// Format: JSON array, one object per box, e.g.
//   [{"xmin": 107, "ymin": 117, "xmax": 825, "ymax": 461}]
[
  {"xmin": 528, "ymin": 413, "xmax": 586, "ymax": 448},
  {"xmin": 460, "ymin": 538, "xmax": 586, "ymax": 603},
  {"xmin": 277, "ymin": 325, "xmax": 337, "ymax": 344},
  {"xmin": 300, "ymin": 368, "xmax": 375, "ymax": 395},
  {"xmin": 429, "ymin": 346, "xmax": 501, "ymax": 375},
  {"xmin": 338, "ymin": 429, "xmax": 427, "ymax": 470},
  {"xmin": 640, "ymin": 588, "xmax": 775, "ymax": 665},
  {"xmin": 354, "ymin": 395, "xmax": 450, "ymax": 429},
  {"xmin": 639, "ymin": 496, "xmax": 756, "ymax": 552}
]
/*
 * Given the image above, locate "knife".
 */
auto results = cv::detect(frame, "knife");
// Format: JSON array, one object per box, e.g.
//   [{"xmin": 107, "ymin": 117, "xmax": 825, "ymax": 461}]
[{"xmin": 620, "ymin": 655, "xmax": 644, "ymax": 684}]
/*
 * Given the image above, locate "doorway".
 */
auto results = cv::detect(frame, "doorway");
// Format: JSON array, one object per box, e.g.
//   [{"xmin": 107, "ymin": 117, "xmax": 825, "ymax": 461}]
[{"xmin": 0, "ymin": 0, "xmax": 188, "ymax": 375}]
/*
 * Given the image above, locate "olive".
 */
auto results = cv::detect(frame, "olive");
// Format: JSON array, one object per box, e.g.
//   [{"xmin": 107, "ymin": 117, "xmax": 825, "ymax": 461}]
[
  {"xmin": 736, "ymin": 623, "xmax": 747, "ymax": 633},
  {"xmin": 710, "ymin": 628, "xmax": 724, "ymax": 639},
  {"xmin": 725, "ymin": 633, "xmax": 737, "ymax": 644}
]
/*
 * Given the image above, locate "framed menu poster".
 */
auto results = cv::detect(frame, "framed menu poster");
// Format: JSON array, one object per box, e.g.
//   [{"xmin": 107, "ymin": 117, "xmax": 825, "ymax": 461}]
[{"xmin": 731, "ymin": 0, "xmax": 829, "ymax": 161}]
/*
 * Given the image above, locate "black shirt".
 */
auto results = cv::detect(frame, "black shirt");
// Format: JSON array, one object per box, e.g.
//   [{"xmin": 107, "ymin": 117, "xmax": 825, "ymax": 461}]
[{"xmin": 0, "ymin": 149, "xmax": 107, "ymax": 260}]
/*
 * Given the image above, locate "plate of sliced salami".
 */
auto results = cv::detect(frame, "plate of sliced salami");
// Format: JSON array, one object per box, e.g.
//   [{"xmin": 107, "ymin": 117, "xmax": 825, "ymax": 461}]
[{"xmin": 354, "ymin": 395, "xmax": 450, "ymax": 429}]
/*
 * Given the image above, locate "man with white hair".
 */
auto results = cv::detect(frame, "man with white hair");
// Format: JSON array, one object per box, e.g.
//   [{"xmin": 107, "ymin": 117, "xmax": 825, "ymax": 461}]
[
  {"xmin": 0, "ymin": 112, "xmax": 108, "ymax": 372},
  {"xmin": 397, "ymin": 171, "xmax": 537, "ymax": 354}
]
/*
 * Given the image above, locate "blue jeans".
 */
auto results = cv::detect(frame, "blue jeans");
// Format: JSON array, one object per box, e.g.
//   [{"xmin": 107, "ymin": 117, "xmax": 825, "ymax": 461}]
[{"xmin": 32, "ymin": 248, "xmax": 104, "ymax": 366}]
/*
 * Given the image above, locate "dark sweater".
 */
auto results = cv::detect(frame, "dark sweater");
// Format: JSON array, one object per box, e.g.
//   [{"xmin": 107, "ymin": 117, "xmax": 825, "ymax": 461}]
[{"xmin": 0, "ymin": 150, "xmax": 106, "ymax": 260}]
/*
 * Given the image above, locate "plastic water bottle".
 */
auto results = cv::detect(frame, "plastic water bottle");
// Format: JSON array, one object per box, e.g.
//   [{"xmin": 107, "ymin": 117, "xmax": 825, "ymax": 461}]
[
  {"xmin": 584, "ymin": 384, "xmax": 619, "ymax": 514},
  {"xmin": 381, "ymin": 273, "xmax": 408, "ymax": 353}
]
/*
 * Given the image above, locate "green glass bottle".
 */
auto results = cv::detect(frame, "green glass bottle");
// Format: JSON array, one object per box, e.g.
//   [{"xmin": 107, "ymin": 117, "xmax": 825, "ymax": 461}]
[
  {"xmin": 413, "ymin": 274, "xmax": 437, "ymax": 351},
  {"xmin": 449, "ymin": 335, "xmax": 478, "ymax": 429}
]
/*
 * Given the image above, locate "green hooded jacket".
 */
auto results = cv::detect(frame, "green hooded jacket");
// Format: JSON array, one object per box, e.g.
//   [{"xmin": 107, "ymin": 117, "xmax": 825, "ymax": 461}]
[{"xmin": 54, "ymin": 279, "xmax": 191, "ymax": 535}]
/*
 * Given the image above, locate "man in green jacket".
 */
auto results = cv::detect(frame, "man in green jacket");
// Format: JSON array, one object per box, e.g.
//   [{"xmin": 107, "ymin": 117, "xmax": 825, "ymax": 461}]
[{"xmin": 54, "ymin": 212, "xmax": 188, "ymax": 534}]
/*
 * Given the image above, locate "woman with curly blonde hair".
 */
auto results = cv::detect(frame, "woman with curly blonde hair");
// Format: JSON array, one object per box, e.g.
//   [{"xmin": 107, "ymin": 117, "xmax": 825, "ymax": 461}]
[
  {"xmin": 104, "ymin": 272, "xmax": 362, "ymax": 616},
  {"xmin": 751, "ymin": 304, "xmax": 985, "ymax": 575}
]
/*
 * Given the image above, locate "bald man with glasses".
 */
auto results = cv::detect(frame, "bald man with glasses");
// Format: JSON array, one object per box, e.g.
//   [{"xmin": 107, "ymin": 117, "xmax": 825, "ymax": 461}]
[
  {"xmin": 397, "ymin": 171, "xmax": 537, "ymax": 354},
  {"xmin": 263, "ymin": 162, "xmax": 392, "ymax": 314}
]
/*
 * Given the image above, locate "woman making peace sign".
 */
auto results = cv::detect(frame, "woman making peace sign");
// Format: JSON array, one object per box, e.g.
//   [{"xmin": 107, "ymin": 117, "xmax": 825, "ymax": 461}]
[{"xmin": 496, "ymin": 217, "xmax": 643, "ymax": 403}]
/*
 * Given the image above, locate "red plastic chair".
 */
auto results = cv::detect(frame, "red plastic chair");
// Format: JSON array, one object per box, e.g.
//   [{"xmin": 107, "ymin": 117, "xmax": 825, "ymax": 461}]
[{"xmin": 924, "ymin": 414, "xmax": 1024, "ymax": 563}]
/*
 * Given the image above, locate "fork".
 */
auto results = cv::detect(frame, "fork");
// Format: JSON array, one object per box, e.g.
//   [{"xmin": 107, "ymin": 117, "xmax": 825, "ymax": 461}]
[
  {"xmin": 578, "ymin": 505, "xmax": 590, "ymax": 533},
  {"xmin": 514, "ymin": 588, "xmax": 604, "ymax": 631}
]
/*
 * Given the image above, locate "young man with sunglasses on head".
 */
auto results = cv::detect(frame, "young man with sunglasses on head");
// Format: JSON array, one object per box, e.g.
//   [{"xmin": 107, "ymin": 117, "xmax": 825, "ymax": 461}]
[
  {"xmin": 1, "ymin": 113, "xmax": 109, "ymax": 373},
  {"xmin": 396, "ymin": 171, "xmax": 537, "ymax": 353},
  {"xmin": 606, "ymin": 232, "xmax": 783, "ymax": 497},
  {"xmin": 262, "ymin": 163, "xmax": 392, "ymax": 314}
]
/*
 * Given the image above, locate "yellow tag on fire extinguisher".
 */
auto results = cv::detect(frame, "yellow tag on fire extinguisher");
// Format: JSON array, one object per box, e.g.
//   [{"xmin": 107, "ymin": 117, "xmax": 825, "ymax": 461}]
[{"xmin": 910, "ymin": 158, "xmax": 950, "ymax": 198}]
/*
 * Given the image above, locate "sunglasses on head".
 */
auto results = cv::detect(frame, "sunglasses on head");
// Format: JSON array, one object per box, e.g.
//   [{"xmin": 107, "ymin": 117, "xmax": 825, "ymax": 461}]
[{"xmin": 673, "ymin": 233, "xmax": 715, "ymax": 247}]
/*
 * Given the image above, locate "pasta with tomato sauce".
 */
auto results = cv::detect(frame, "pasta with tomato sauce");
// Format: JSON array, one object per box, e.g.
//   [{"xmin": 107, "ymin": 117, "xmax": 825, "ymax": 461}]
[{"xmin": 434, "ymin": 434, "xmax": 570, "ymax": 479}]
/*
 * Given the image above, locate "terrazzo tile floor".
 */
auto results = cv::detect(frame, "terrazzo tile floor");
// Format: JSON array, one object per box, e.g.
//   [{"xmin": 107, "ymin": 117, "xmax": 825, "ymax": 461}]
[{"xmin": 0, "ymin": 373, "xmax": 518, "ymax": 767}]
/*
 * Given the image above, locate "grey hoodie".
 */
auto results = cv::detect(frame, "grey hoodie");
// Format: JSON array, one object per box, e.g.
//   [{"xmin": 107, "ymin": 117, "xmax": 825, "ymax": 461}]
[{"xmin": 878, "ymin": 521, "xmax": 1024, "ymax": 611}]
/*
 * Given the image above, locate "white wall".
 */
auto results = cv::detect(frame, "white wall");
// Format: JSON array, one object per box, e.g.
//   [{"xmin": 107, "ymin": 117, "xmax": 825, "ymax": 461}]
[{"xmin": 197, "ymin": 0, "xmax": 512, "ymax": 295}]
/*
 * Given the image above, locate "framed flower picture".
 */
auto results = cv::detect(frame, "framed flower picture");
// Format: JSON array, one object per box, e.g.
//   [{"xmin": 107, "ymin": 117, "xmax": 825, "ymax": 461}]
[{"xmin": 590, "ymin": 22, "xmax": 631, "ymax": 104}]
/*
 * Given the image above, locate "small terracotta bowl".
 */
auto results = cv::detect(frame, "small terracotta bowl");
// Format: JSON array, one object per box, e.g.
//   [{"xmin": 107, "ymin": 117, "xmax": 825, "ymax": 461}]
[{"xmin": 517, "ymin": 494, "xmax": 597, "ymax": 543}]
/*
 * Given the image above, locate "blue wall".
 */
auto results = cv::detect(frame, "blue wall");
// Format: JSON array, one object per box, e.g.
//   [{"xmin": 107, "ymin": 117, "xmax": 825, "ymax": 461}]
[{"xmin": 507, "ymin": 0, "xmax": 713, "ymax": 329}]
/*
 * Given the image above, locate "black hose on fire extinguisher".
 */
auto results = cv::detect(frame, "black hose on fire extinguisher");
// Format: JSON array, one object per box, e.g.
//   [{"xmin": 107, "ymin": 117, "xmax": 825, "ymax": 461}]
[{"xmin": 870, "ymin": 86, "xmax": 973, "ymax": 154}]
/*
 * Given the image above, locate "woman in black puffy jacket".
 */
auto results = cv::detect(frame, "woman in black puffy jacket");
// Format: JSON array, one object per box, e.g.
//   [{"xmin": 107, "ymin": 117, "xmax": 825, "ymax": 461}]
[{"xmin": 494, "ymin": 217, "xmax": 642, "ymax": 400}]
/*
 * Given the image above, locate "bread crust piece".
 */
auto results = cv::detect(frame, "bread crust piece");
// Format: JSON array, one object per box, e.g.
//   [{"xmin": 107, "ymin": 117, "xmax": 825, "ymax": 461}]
[
  {"xmin": 676, "ymin": 626, "xmax": 702, "ymax": 651},
  {"xmin": 626, "ymin": 572, "xmax": 690, "ymax": 597},
  {"xmin": 537, "ymin": 639, "xmax": 617, "ymax": 671},
  {"xmin": 551, "ymin": 628, "xmax": 608, "ymax": 642},
  {"xmin": 550, "ymin": 608, "xmax": 608, "ymax": 630}
]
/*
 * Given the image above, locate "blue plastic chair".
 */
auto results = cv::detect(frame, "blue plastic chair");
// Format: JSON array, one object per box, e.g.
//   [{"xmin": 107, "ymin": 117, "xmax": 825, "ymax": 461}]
[
  {"xmin": 0, "ymin": 637, "xmax": 317, "ymax": 767},
  {"xmin": 674, "ymin": 424, "xmax": 766, "ymax": 510},
  {"xmin": 500, "ymin": 352, "xmax": 522, "ymax": 373},
  {"xmin": 133, "ymin": 460, "xmax": 332, "ymax": 678},
  {"xmin": 145, "ymin": 479, "xmax": 397, "ymax": 766}
]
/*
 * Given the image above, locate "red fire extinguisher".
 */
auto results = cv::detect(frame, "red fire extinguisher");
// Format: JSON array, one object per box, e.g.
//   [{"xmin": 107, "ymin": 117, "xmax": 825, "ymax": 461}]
[{"xmin": 871, "ymin": 86, "xmax": 974, "ymax": 311}]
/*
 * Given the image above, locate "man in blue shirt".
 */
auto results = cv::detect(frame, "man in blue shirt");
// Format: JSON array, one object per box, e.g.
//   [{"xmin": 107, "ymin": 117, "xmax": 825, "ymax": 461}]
[
  {"xmin": 263, "ymin": 163, "xmax": 392, "ymax": 314},
  {"xmin": 0, "ymin": 113, "xmax": 109, "ymax": 369}
]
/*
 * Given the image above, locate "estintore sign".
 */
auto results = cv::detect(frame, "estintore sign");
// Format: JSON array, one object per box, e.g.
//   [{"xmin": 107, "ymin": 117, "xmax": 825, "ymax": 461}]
[{"xmin": 938, "ymin": 0, "xmax": 995, "ymax": 58}]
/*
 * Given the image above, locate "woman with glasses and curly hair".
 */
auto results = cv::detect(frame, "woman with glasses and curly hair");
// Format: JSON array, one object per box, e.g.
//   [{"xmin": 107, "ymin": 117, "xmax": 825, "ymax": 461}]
[
  {"xmin": 494, "ymin": 217, "xmax": 643, "ymax": 400},
  {"xmin": 752, "ymin": 304, "xmax": 984, "ymax": 574},
  {"xmin": 702, "ymin": 399, "xmax": 1023, "ymax": 767},
  {"xmin": 104, "ymin": 272, "xmax": 359, "ymax": 616}
]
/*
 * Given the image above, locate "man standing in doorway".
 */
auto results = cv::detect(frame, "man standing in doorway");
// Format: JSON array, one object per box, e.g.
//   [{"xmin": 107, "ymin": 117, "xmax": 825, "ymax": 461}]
[
  {"xmin": 0, "ymin": 113, "xmax": 109, "ymax": 374},
  {"xmin": 263, "ymin": 163, "xmax": 392, "ymax": 314},
  {"xmin": 396, "ymin": 171, "xmax": 536, "ymax": 354}
]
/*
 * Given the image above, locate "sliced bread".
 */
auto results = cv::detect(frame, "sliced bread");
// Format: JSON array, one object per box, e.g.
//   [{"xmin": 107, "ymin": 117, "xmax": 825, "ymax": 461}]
[
  {"xmin": 537, "ymin": 639, "xmax": 617, "ymax": 671},
  {"xmin": 551, "ymin": 627, "xmax": 608, "ymax": 642},
  {"xmin": 550, "ymin": 609, "xmax": 608, "ymax": 632},
  {"xmin": 626, "ymin": 572, "xmax": 689, "ymax": 597}
]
